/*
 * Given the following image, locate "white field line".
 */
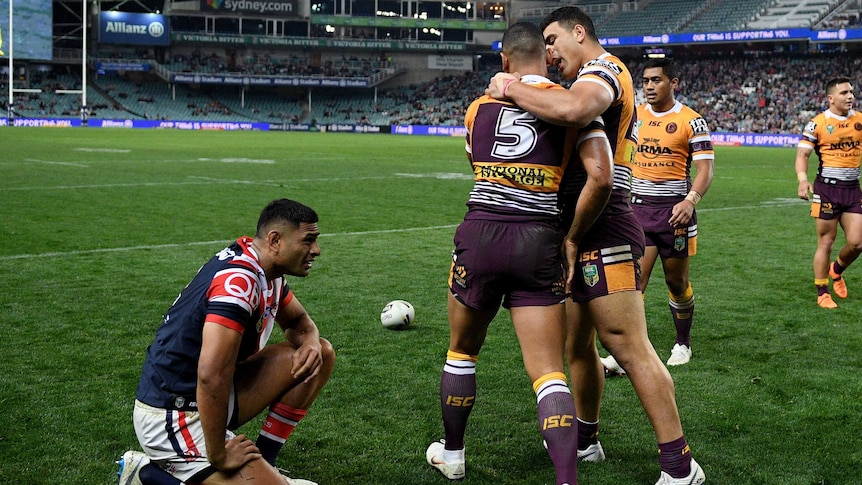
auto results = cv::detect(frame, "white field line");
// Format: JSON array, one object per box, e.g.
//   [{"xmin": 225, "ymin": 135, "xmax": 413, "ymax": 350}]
[
  {"xmin": 0, "ymin": 173, "xmax": 469, "ymax": 192},
  {"xmin": 0, "ymin": 199, "xmax": 806, "ymax": 262},
  {"xmin": 0, "ymin": 225, "xmax": 460, "ymax": 261}
]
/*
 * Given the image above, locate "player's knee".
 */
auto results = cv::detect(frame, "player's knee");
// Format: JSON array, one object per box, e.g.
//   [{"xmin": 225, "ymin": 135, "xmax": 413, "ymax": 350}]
[{"xmin": 319, "ymin": 337, "xmax": 335, "ymax": 364}]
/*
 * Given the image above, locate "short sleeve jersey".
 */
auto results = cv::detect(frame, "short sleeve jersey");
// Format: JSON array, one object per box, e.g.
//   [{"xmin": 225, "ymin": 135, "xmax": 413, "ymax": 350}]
[
  {"xmin": 798, "ymin": 109, "xmax": 862, "ymax": 182},
  {"xmin": 632, "ymin": 100, "xmax": 714, "ymax": 200},
  {"xmin": 136, "ymin": 237, "xmax": 291, "ymax": 410},
  {"xmin": 574, "ymin": 52, "xmax": 638, "ymax": 193},
  {"xmin": 464, "ymin": 74, "xmax": 607, "ymax": 222}
]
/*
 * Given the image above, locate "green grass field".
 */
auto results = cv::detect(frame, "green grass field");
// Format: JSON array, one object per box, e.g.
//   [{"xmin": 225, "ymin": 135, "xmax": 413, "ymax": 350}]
[{"xmin": 0, "ymin": 127, "xmax": 860, "ymax": 484}]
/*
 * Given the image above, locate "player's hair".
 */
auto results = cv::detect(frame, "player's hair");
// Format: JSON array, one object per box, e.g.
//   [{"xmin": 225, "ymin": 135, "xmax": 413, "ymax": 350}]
[
  {"xmin": 502, "ymin": 22, "xmax": 546, "ymax": 62},
  {"xmin": 826, "ymin": 77, "xmax": 852, "ymax": 95},
  {"xmin": 256, "ymin": 198, "xmax": 318, "ymax": 236},
  {"xmin": 643, "ymin": 58, "xmax": 679, "ymax": 81},
  {"xmin": 540, "ymin": 6, "xmax": 598, "ymax": 42}
]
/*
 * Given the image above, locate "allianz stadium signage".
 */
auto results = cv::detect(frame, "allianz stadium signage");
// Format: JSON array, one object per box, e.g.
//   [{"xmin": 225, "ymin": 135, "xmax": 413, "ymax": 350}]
[{"xmin": 99, "ymin": 12, "xmax": 169, "ymax": 46}]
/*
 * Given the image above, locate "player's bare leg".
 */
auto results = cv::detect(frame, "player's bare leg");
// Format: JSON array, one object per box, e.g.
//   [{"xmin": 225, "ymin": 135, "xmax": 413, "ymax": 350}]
[
  {"xmin": 640, "ymin": 246, "xmax": 661, "ymax": 294},
  {"xmin": 565, "ymin": 299, "xmax": 605, "ymax": 457},
  {"xmin": 590, "ymin": 290, "xmax": 700, "ymax": 480}
]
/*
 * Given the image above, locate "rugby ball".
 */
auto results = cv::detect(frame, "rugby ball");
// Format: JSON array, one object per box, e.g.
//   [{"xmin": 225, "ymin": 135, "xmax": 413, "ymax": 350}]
[{"xmin": 380, "ymin": 300, "xmax": 415, "ymax": 330}]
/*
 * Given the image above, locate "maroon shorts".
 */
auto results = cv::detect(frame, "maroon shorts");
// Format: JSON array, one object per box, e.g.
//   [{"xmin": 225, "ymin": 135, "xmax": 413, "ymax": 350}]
[
  {"xmin": 811, "ymin": 179, "xmax": 862, "ymax": 220},
  {"xmin": 632, "ymin": 197, "xmax": 697, "ymax": 258},
  {"xmin": 449, "ymin": 218, "xmax": 566, "ymax": 310},
  {"xmin": 569, "ymin": 210, "xmax": 645, "ymax": 302}
]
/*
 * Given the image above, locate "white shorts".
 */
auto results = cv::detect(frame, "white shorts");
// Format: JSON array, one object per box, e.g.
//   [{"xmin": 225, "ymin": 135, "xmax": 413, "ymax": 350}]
[{"xmin": 133, "ymin": 396, "xmax": 237, "ymax": 483}]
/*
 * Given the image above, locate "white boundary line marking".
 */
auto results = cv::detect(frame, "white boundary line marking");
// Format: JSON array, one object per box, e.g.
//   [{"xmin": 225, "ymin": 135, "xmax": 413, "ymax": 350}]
[
  {"xmin": 0, "ymin": 200, "xmax": 808, "ymax": 262},
  {"xmin": 0, "ymin": 225, "xmax": 460, "ymax": 261}
]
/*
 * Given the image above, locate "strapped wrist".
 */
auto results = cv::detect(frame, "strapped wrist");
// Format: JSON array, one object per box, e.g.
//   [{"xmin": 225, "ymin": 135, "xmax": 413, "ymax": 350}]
[{"xmin": 685, "ymin": 190, "xmax": 702, "ymax": 205}]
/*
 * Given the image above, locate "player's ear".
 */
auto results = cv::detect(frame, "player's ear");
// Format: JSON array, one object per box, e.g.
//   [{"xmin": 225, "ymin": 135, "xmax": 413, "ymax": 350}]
[{"xmin": 500, "ymin": 52, "xmax": 510, "ymax": 73}]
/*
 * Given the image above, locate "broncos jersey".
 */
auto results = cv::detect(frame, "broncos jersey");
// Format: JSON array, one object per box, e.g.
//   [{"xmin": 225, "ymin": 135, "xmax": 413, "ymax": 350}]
[
  {"xmin": 798, "ymin": 109, "xmax": 862, "ymax": 182},
  {"xmin": 136, "ymin": 236, "xmax": 291, "ymax": 410},
  {"xmin": 575, "ymin": 52, "xmax": 638, "ymax": 193},
  {"xmin": 633, "ymin": 101, "xmax": 714, "ymax": 199},
  {"xmin": 465, "ymin": 74, "xmax": 607, "ymax": 222}
]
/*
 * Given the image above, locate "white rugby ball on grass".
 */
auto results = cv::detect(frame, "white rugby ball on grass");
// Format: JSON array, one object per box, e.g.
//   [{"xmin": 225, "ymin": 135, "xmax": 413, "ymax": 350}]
[{"xmin": 380, "ymin": 300, "xmax": 415, "ymax": 330}]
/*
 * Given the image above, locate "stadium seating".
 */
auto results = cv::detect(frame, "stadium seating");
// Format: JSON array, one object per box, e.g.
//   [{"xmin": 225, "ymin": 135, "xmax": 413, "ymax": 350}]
[
  {"xmin": 681, "ymin": 0, "xmax": 773, "ymax": 33},
  {"xmin": 748, "ymin": 0, "xmax": 838, "ymax": 28}
]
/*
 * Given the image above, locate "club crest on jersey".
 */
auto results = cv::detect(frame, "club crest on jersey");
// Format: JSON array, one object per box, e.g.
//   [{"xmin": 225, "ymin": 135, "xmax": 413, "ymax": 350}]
[
  {"xmin": 666, "ymin": 122, "xmax": 678, "ymax": 134},
  {"xmin": 582, "ymin": 263, "xmax": 599, "ymax": 287},
  {"xmin": 855, "ymin": 123, "xmax": 862, "ymax": 131},
  {"xmin": 827, "ymin": 124, "xmax": 835, "ymax": 134}
]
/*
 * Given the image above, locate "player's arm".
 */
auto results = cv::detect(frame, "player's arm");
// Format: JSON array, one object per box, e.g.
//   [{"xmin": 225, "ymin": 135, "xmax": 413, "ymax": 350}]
[
  {"xmin": 564, "ymin": 132, "xmax": 614, "ymax": 292},
  {"xmin": 487, "ymin": 74, "xmax": 613, "ymax": 128},
  {"xmin": 197, "ymin": 321, "xmax": 261, "ymax": 471},
  {"xmin": 670, "ymin": 157, "xmax": 714, "ymax": 226},
  {"xmin": 795, "ymin": 146, "xmax": 814, "ymax": 200},
  {"xmin": 276, "ymin": 294, "xmax": 323, "ymax": 383}
]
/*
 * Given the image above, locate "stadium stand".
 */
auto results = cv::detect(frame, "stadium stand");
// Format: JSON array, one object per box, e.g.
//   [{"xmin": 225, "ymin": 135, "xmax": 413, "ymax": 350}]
[
  {"xmin": 5, "ymin": 0, "xmax": 862, "ymax": 134},
  {"xmin": 680, "ymin": 0, "xmax": 774, "ymax": 33},
  {"xmin": 748, "ymin": 0, "xmax": 840, "ymax": 28}
]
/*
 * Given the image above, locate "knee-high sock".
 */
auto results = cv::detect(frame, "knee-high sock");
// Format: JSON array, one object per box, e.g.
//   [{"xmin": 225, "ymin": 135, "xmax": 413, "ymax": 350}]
[
  {"xmin": 139, "ymin": 463, "xmax": 182, "ymax": 485},
  {"xmin": 535, "ymin": 372, "xmax": 578, "ymax": 485},
  {"xmin": 669, "ymin": 283, "xmax": 695, "ymax": 346},
  {"xmin": 256, "ymin": 402, "xmax": 307, "ymax": 465},
  {"xmin": 440, "ymin": 350, "xmax": 477, "ymax": 451}
]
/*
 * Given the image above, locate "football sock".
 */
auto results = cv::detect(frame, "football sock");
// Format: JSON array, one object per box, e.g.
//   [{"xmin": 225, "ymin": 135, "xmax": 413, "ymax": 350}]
[
  {"xmin": 832, "ymin": 259, "xmax": 846, "ymax": 278},
  {"xmin": 256, "ymin": 403, "xmax": 307, "ymax": 465},
  {"xmin": 815, "ymin": 278, "xmax": 829, "ymax": 296},
  {"xmin": 139, "ymin": 463, "xmax": 182, "ymax": 485},
  {"xmin": 576, "ymin": 418, "xmax": 599, "ymax": 450},
  {"xmin": 658, "ymin": 436, "xmax": 693, "ymax": 479},
  {"xmin": 669, "ymin": 283, "xmax": 694, "ymax": 346},
  {"xmin": 440, "ymin": 350, "xmax": 477, "ymax": 451},
  {"xmin": 535, "ymin": 372, "xmax": 578, "ymax": 485}
]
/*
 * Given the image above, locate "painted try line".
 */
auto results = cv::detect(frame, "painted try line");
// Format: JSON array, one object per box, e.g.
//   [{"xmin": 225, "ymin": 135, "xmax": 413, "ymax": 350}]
[
  {"xmin": 0, "ymin": 199, "xmax": 806, "ymax": 262},
  {"xmin": 0, "ymin": 225, "xmax": 459, "ymax": 261}
]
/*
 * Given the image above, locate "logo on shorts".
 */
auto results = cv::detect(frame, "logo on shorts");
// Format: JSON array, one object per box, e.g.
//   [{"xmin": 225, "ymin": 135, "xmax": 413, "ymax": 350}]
[
  {"xmin": 452, "ymin": 264, "xmax": 467, "ymax": 288},
  {"xmin": 582, "ymin": 263, "xmax": 599, "ymax": 287},
  {"xmin": 665, "ymin": 122, "xmax": 678, "ymax": 134},
  {"xmin": 674, "ymin": 236, "xmax": 685, "ymax": 252}
]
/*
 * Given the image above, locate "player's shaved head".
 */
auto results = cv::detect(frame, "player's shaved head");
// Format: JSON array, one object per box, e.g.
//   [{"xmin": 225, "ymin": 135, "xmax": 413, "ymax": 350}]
[{"xmin": 502, "ymin": 22, "xmax": 546, "ymax": 63}]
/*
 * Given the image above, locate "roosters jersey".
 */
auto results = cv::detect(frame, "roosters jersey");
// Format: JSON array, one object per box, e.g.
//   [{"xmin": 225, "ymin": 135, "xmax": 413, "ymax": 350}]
[
  {"xmin": 136, "ymin": 237, "xmax": 292, "ymax": 410},
  {"xmin": 798, "ymin": 109, "xmax": 862, "ymax": 182},
  {"xmin": 465, "ymin": 74, "xmax": 607, "ymax": 222},
  {"xmin": 632, "ymin": 101, "xmax": 714, "ymax": 200},
  {"xmin": 575, "ymin": 52, "xmax": 638, "ymax": 193}
]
